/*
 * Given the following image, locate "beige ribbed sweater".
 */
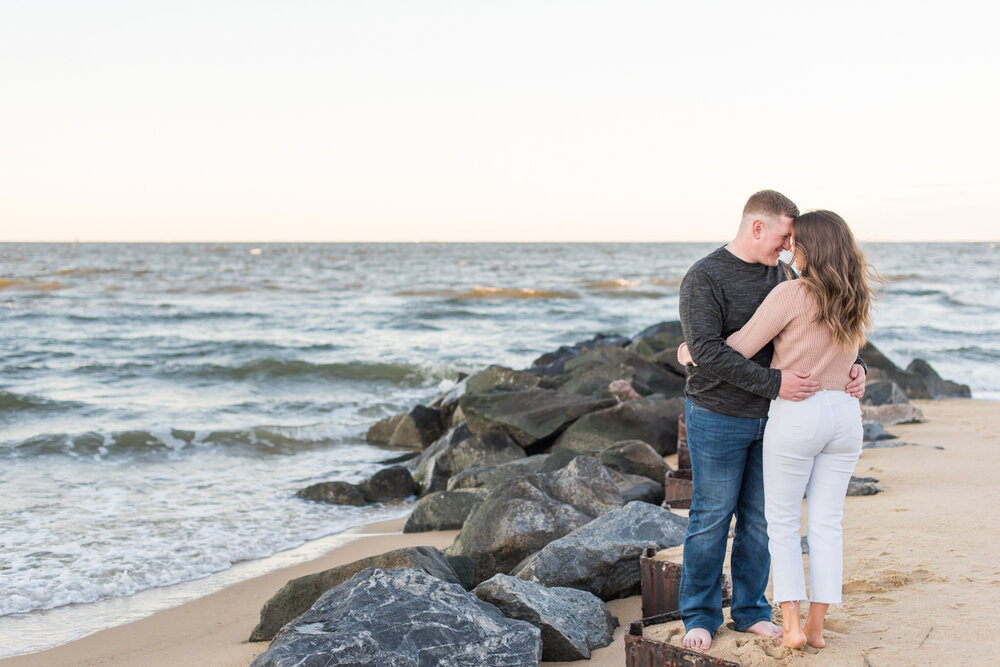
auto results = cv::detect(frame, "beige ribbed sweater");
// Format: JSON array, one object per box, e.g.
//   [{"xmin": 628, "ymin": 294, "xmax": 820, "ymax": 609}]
[{"xmin": 726, "ymin": 280, "xmax": 859, "ymax": 390}]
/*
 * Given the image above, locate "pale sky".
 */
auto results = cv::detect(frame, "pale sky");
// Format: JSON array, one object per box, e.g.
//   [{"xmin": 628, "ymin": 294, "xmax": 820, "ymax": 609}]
[{"xmin": 1, "ymin": 1, "xmax": 997, "ymax": 242}]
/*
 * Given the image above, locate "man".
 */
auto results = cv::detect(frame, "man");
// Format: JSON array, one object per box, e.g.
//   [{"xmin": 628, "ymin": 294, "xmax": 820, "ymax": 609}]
[{"xmin": 677, "ymin": 190, "xmax": 866, "ymax": 649}]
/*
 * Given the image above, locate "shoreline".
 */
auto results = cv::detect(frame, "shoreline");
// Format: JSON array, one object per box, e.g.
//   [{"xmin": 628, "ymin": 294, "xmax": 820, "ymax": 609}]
[{"xmin": 4, "ymin": 398, "xmax": 998, "ymax": 666}]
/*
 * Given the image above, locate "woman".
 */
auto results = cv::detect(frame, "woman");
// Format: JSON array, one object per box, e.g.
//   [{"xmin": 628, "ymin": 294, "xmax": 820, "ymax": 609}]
[{"xmin": 679, "ymin": 209, "xmax": 878, "ymax": 649}]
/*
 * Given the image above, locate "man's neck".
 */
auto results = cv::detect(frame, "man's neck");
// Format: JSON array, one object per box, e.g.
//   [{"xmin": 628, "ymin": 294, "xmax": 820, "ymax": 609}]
[{"xmin": 724, "ymin": 240, "xmax": 758, "ymax": 264}]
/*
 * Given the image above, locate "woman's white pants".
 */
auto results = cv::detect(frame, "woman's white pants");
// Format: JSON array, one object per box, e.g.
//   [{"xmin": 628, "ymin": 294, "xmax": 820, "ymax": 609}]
[{"xmin": 764, "ymin": 391, "xmax": 862, "ymax": 604}]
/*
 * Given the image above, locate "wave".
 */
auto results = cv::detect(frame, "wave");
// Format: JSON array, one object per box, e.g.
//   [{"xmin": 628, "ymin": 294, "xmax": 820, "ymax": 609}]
[
  {"xmin": 883, "ymin": 273, "xmax": 923, "ymax": 281},
  {"xmin": 398, "ymin": 286, "xmax": 579, "ymax": 300},
  {"xmin": 584, "ymin": 278, "xmax": 642, "ymax": 289},
  {"xmin": 0, "ymin": 390, "xmax": 87, "ymax": 415},
  {"xmin": 0, "ymin": 279, "xmax": 70, "ymax": 291},
  {"xmin": 7, "ymin": 422, "xmax": 361, "ymax": 459}
]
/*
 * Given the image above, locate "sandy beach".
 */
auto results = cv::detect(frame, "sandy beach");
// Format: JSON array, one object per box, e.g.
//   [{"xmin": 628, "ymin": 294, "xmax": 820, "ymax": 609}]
[{"xmin": 4, "ymin": 398, "xmax": 997, "ymax": 667}]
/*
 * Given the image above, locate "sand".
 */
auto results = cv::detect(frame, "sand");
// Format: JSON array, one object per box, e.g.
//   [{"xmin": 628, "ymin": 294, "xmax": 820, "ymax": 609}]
[{"xmin": 4, "ymin": 398, "xmax": 997, "ymax": 667}]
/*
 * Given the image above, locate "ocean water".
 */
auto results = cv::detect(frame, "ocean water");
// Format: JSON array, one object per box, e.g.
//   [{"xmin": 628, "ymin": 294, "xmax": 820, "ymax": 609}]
[{"xmin": 1, "ymin": 241, "xmax": 998, "ymax": 656}]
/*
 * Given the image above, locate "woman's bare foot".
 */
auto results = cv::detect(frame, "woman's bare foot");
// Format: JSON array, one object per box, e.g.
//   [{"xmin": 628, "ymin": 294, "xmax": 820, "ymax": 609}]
[
  {"xmin": 683, "ymin": 628, "xmax": 713, "ymax": 650},
  {"xmin": 804, "ymin": 602, "xmax": 830, "ymax": 648},
  {"xmin": 778, "ymin": 601, "xmax": 806, "ymax": 649},
  {"xmin": 782, "ymin": 628, "xmax": 808, "ymax": 649}
]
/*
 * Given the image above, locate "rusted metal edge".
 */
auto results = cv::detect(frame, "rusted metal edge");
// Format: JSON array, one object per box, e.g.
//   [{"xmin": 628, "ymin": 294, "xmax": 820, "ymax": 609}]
[
  {"xmin": 662, "ymin": 469, "xmax": 693, "ymax": 509},
  {"xmin": 624, "ymin": 611, "xmax": 740, "ymax": 667},
  {"xmin": 639, "ymin": 546, "xmax": 733, "ymax": 618}
]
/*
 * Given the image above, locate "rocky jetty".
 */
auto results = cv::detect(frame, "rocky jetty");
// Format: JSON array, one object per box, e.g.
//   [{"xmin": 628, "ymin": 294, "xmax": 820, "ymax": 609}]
[{"xmin": 256, "ymin": 322, "xmax": 967, "ymax": 665}]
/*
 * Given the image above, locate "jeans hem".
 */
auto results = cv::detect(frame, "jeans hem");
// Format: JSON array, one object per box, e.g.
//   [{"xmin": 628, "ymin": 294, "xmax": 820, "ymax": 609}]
[{"xmin": 682, "ymin": 623, "xmax": 718, "ymax": 637}]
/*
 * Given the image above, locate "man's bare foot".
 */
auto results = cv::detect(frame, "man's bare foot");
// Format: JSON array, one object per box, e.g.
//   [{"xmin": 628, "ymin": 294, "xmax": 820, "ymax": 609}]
[
  {"xmin": 746, "ymin": 620, "xmax": 783, "ymax": 638},
  {"xmin": 683, "ymin": 628, "xmax": 712, "ymax": 650},
  {"xmin": 804, "ymin": 626, "xmax": 825, "ymax": 648}
]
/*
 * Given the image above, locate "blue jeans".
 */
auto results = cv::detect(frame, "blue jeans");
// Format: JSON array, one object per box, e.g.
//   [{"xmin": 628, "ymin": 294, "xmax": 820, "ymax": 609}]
[{"xmin": 679, "ymin": 398, "xmax": 773, "ymax": 635}]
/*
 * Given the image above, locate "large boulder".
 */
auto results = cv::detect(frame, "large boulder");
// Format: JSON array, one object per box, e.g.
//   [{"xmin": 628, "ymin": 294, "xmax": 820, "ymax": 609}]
[
  {"xmin": 459, "ymin": 388, "xmax": 614, "ymax": 448},
  {"xmin": 403, "ymin": 489, "xmax": 490, "ymax": 533},
  {"xmin": 412, "ymin": 430, "xmax": 525, "ymax": 495},
  {"xmin": 387, "ymin": 405, "xmax": 446, "ymax": 450},
  {"xmin": 536, "ymin": 447, "xmax": 585, "ymax": 472},
  {"xmin": 612, "ymin": 471, "xmax": 665, "ymax": 505},
  {"xmin": 536, "ymin": 455, "xmax": 623, "ymax": 518},
  {"xmin": 512, "ymin": 501, "xmax": 688, "ymax": 600},
  {"xmin": 527, "ymin": 333, "xmax": 631, "ymax": 377},
  {"xmin": 357, "ymin": 466, "xmax": 416, "ymax": 502},
  {"xmin": 249, "ymin": 546, "xmax": 463, "ymax": 642},
  {"xmin": 466, "ymin": 365, "xmax": 543, "ymax": 394},
  {"xmin": 862, "ymin": 422, "xmax": 898, "ymax": 442},
  {"xmin": 251, "ymin": 568, "xmax": 541, "ymax": 667},
  {"xmin": 598, "ymin": 439, "xmax": 668, "ymax": 483},
  {"xmin": 627, "ymin": 321, "xmax": 686, "ymax": 359},
  {"xmin": 906, "ymin": 358, "xmax": 971, "ymax": 399},
  {"xmin": 295, "ymin": 481, "xmax": 366, "ymax": 506},
  {"xmin": 446, "ymin": 477, "xmax": 593, "ymax": 585},
  {"xmin": 861, "ymin": 380, "xmax": 910, "ymax": 406},
  {"xmin": 409, "ymin": 423, "xmax": 476, "ymax": 494},
  {"xmin": 366, "ymin": 412, "xmax": 406, "ymax": 444},
  {"xmin": 554, "ymin": 397, "xmax": 685, "ymax": 455},
  {"xmin": 446, "ymin": 455, "xmax": 550, "ymax": 490},
  {"xmin": 553, "ymin": 346, "xmax": 686, "ymax": 399},
  {"xmin": 862, "ymin": 403, "xmax": 925, "ymax": 425},
  {"xmin": 473, "ymin": 574, "xmax": 617, "ymax": 661}
]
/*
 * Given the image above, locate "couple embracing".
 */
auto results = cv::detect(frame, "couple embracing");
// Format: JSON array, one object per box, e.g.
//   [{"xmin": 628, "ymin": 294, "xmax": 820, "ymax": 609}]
[{"xmin": 676, "ymin": 190, "xmax": 878, "ymax": 650}]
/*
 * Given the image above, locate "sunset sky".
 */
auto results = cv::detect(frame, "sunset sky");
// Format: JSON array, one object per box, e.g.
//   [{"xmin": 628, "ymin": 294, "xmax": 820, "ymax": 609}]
[{"xmin": 2, "ymin": 1, "xmax": 997, "ymax": 242}]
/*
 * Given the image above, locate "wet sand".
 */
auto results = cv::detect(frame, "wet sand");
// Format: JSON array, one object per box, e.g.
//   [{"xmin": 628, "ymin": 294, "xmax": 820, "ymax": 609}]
[{"xmin": 4, "ymin": 398, "xmax": 997, "ymax": 667}]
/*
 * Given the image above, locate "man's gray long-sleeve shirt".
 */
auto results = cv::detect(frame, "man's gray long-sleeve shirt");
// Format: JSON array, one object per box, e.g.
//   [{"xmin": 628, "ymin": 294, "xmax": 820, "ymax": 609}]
[{"xmin": 679, "ymin": 246, "xmax": 785, "ymax": 418}]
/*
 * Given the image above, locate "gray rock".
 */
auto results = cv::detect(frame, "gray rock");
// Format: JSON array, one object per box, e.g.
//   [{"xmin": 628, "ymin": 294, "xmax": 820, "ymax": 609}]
[
  {"xmin": 249, "ymin": 546, "xmax": 463, "ymax": 642},
  {"xmin": 251, "ymin": 568, "xmax": 541, "ymax": 667},
  {"xmin": 627, "ymin": 321, "xmax": 686, "ymax": 360},
  {"xmin": 409, "ymin": 423, "xmax": 476, "ymax": 494},
  {"xmin": 554, "ymin": 397, "xmax": 685, "ymax": 455},
  {"xmin": 537, "ymin": 447, "xmax": 584, "ymax": 472},
  {"xmin": 613, "ymin": 471, "xmax": 665, "ymax": 505},
  {"xmin": 459, "ymin": 387, "xmax": 614, "ymax": 447},
  {"xmin": 862, "ymin": 380, "xmax": 910, "ymax": 406},
  {"xmin": 388, "ymin": 405, "xmax": 445, "ymax": 450},
  {"xmin": 536, "ymin": 455, "xmax": 623, "ymax": 518},
  {"xmin": 512, "ymin": 501, "xmax": 688, "ymax": 600},
  {"xmin": 528, "ymin": 333, "xmax": 631, "ymax": 377},
  {"xmin": 446, "ymin": 455, "xmax": 550, "ymax": 490},
  {"xmin": 357, "ymin": 466, "xmax": 416, "ymax": 502},
  {"xmin": 403, "ymin": 489, "xmax": 490, "ymax": 533},
  {"xmin": 411, "ymin": 429, "xmax": 524, "ymax": 496},
  {"xmin": 473, "ymin": 574, "xmax": 617, "ymax": 661},
  {"xmin": 446, "ymin": 477, "xmax": 592, "ymax": 585},
  {"xmin": 906, "ymin": 358, "xmax": 972, "ymax": 399},
  {"xmin": 295, "ymin": 481, "xmax": 366, "ymax": 506},
  {"xmin": 863, "ymin": 422, "xmax": 898, "ymax": 442},
  {"xmin": 862, "ymin": 403, "xmax": 925, "ymax": 425},
  {"xmin": 847, "ymin": 475, "xmax": 883, "ymax": 496},
  {"xmin": 466, "ymin": 365, "xmax": 542, "ymax": 394},
  {"xmin": 599, "ymin": 439, "xmax": 668, "ymax": 482},
  {"xmin": 553, "ymin": 346, "xmax": 686, "ymax": 399},
  {"xmin": 366, "ymin": 412, "xmax": 405, "ymax": 444}
]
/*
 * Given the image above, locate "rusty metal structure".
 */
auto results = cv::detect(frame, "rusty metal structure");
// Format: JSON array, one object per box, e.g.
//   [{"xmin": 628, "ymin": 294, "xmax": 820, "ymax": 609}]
[
  {"xmin": 624, "ymin": 611, "xmax": 740, "ymax": 667},
  {"xmin": 639, "ymin": 546, "xmax": 732, "ymax": 618}
]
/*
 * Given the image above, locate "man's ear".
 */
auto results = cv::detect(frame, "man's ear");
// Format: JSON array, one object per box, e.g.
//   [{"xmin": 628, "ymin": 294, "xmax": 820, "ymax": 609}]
[{"xmin": 753, "ymin": 220, "xmax": 763, "ymax": 239}]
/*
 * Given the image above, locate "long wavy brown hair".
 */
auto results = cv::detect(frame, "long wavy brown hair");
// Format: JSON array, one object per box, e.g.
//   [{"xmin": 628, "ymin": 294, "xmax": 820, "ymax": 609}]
[{"xmin": 791, "ymin": 210, "xmax": 878, "ymax": 349}]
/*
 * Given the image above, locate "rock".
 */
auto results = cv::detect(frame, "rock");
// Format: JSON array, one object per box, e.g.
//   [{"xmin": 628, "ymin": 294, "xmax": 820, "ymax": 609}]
[
  {"xmin": 388, "ymin": 405, "xmax": 445, "ymax": 450},
  {"xmin": 862, "ymin": 403, "xmax": 925, "ymax": 425},
  {"xmin": 473, "ymin": 574, "xmax": 617, "ymax": 661},
  {"xmin": 847, "ymin": 475, "xmax": 883, "ymax": 496},
  {"xmin": 403, "ymin": 489, "xmax": 490, "ymax": 533},
  {"xmin": 366, "ymin": 412, "xmax": 405, "ymax": 444},
  {"xmin": 446, "ymin": 455, "xmax": 550, "ymax": 490},
  {"xmin": 446, "ymin": 476, "xmax": 593, "ymax": 585},
  {"xmin": 536, "ymin": 455, "xmax": 624, "ymax": 518},
  {"xmin": 536, "ymin": 447, "xmax": 584, "ymax": 472},
  {"xmin": 357, "ymin": 466, "xmax": 416, "ymax": 502},
  {"xmin": 906, "ymin": 359, "xmax": 972, "ymax": 399},
  {"xmin": 450, "ymin": 404, "xmax": 466, "ymax": 428},
  {"xmin": 466, "ymin": 365, "xmax": 542, "ymax": 394},
  {"xmin": 409, "ymin": 423, "xmax": 476, "ymax": 494},
  {"xmin": 251, "ymin": 568, "xmax": 541, "ymax": 667},
  {"xmin": 863, "ymin": 422, "xmax": 898, "ymax": 442},
  {"xmin": 628, "ymin": 321, "xmax": 686, "ymax": 359},
  {"xmin": 609, "ymin": 379, "xmax": 642, "ymax": 402},
  {"xmin": 249, "ymin": 546, "xmax": 463, "ymax": 642},
  {"xmin": 459, "ymin": 387, "xmax": 614, "ymax": 448},
  {"xmin": 446, "ymin": 554, "xmax": 476, "ymax": 590},
  {"xmin": 553, "ymin": 346, "xmax": 686, "ymax": 399},
  {"xmin": 599, "ymin": 439, "xmax": 668, "ymax": 483},
  {"xmin": 861, "ymin": 380, "xmax": 910, "ymax": 406},
  {"xmin": 512, "ymin": 501, "xmax": 688, "ymax": 600},
  {"xmin": 412, "ymin": 429, "xmax": 525, "ymax": 496},
  {"xmin": 295, "ymin": 481, "xmax": 366, "ymax": 506},
  {"xmin": 613, "ymin": 471, "xmax": 665, "ymax": 505},
  {"xmin": 554, "ymin": 397, "xmax": 685, "ymax": 455},
  {"xmin": 528, "ymin": 333, "xmax": 631, "ymax": 377}
]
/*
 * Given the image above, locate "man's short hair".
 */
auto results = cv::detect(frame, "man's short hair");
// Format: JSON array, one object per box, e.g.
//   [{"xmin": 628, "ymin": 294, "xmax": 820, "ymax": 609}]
[{"xmin": 743, "ymin": 190, "xmax": 799, "ymax": 219}]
